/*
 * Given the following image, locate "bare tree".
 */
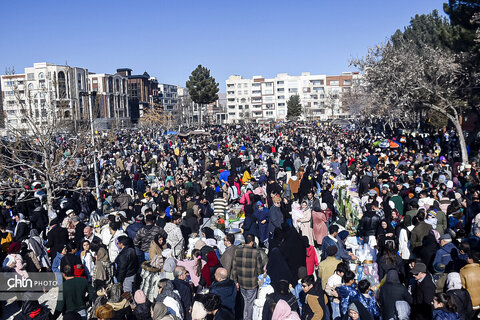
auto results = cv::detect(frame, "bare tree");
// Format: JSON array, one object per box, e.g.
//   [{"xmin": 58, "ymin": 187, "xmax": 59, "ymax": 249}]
[
  {"xmin": 351, "ymin": 42, "xmax": 469, "ymax": 163},
  {"xmin": 1, "ymin": 70, "xmax": 91, "ymax": 211}
]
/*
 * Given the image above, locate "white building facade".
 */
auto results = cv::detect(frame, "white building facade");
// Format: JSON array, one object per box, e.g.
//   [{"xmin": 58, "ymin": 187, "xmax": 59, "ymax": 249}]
[
  {"xmin": 225, "ymin": 72, "xmax": 360, "ymax": 123},
  {"xmin": 1, "ymin": 62, "xmax": 89, "ymax": 132}
]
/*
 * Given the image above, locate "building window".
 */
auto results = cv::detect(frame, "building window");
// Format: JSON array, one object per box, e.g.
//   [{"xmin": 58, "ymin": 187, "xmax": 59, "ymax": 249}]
[
  {"xmin": 266, "ymin": 111, "xmax": 274, "ymax": 116},
  {"xmin": 38, "ymin": 72, "xmax": 45, "ymax": 79},
  {"xmin": 330, "ymin": 80, "xmax": 339, "ymax": 86},
  {"xmin": 27, "ymin": 73, "xmax": 35, "ymax": 80},
  {"xmin": 277, "ymin": 81, "xmax": 284, "ymax": 85},
  {"xmin": 278, "ymin": 103, "xmax": 285, "ymax": 107},
  {"xmin": 244, "ymin": 105, "xmax": 249, "ymax": 109},
  {"xmin": 288, "ymin": 88, "xmax": 298, "ymax": 93},
  {"xmin": 58, "ymin": 71, "xmax": 66, "ymax": 98},
  {"xmin": 265, "ymin": 83, "xmax": 273, "ymax": 87},
  {"xmin": 344, "ymin": 80, "xmax": 352, "ymax": 86},
  {"xmin": 278, "ymin": 95, "xmax": 285, "ymax": 99},
  {"xmin": 244, "ymin": 90, "xmax": 248, "ymax": 95},
  {"xmin": 28, "ymin": 83, "xmax": 34, "ymax": 90},
  {"xmin": 313, "ymin": 87, "xmax": 324, "ymax": 93},
  {"xmin": 265, "ymin": 104, "xmax": 274, "ymax": 109},
  {"xmin": 277, "ymin": 88, "xmax": 284, "ymax": 92},
  {"xmin": 311, "ymin": 80, "xmax": 324, "ymax": 85}
]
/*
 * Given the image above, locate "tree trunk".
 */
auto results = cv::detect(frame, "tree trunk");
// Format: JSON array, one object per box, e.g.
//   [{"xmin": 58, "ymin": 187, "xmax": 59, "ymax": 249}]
[
  {"xmin": 430, "ymin": 105, "xmax": 468, "ymax": 164},
  {"xmin": 452, "ymin": 116, "xmax": 469, "ymax": 164}
]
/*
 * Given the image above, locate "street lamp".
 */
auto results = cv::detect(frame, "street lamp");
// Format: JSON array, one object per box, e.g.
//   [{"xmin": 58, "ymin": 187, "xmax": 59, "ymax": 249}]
[{"xmin": 80, "ymin": 91, "xmax": 102, "ymax": 211}]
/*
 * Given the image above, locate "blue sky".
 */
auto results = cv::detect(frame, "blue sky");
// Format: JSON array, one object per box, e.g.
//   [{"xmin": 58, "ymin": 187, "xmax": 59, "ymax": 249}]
[{"xmin": 0, "ymin": 0, "xmax": 445, "ymax": 90}]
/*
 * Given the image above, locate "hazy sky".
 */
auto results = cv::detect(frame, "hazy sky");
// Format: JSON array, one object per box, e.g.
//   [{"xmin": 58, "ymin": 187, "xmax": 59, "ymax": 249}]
[{"xmin": 0, "ymin": 0, "xmax": 445, "ymax": 90}]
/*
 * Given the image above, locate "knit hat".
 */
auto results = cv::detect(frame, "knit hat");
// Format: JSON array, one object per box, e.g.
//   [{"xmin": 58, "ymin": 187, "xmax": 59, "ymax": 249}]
[
  {"xmin": 427, "ymin": 210, "xmax": 437, "ymax": 218},
  {"xmin": 134, "ymin": 290, "xmax": 146, "ymax": 304},
  {"xmin": 95, "ymin": 304, "xmax": 114, "ymax": 319},
  {"xmin": 338, "ymin": 230, "xmax": 349, "ymax": 241},
  {"xmin": 348, "ymin": 302, "xmax": 359, "ymax": 313}
]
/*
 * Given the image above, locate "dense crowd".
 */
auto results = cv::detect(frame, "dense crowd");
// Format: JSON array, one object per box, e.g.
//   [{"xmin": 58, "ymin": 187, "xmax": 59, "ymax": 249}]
[{"xmin": 0, "ymin": 123, "xmax": 479, "ymax": 320}]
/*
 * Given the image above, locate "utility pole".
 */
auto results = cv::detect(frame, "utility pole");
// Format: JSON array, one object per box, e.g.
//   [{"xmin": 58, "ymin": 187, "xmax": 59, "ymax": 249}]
[{"xmin": 82, "ymin": 91, "xmax": 102, "ymax": 211}]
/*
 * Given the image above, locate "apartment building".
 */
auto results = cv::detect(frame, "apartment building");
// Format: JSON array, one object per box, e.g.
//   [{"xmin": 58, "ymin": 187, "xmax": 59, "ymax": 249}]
[
  {"xmin": 87, "ymin": 72, "xmax": 130, "ymax": 128},
  {"xmin": 1, "ymin": 62, "xmax": 89, "ymax": 132},
  {"xmin": 225, "ymin": 72, "xmax": 360, "ymax": 123}
]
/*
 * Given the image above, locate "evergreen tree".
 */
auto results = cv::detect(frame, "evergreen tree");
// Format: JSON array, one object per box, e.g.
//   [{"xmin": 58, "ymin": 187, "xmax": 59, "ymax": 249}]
[
  {"xmin": 186, "ymin": 65, "xmax": 219, "ymax": 126},
  {"xmin": 286, "ymin": 95, "xmax": 302, "ymax": 120}
]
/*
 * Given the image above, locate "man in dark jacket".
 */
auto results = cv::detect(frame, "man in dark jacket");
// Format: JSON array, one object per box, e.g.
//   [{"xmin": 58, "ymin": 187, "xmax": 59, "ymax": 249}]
[
  {"xmin": 357, "ymin": 204, "xmax": 380, "ymax": 238},
  {"xmin": 172, "ymin": 266, "xmax": 193, "ymax": 320},
  {"xmin": 209, "ymin": 268, "xmax": 237, "ymax": 316},
  {"xmin": 133, "ymin": 214, "xmax": 167, "ymax": 261},
  {"xmin": 268, "ymin": 196, "xmax": 284, "ymax": 236},
  {"xmin": 115, "ymin": 236, "xmax": 139, "ymax": 293},
  {"xmin": 46, "ymin": 218, "xmax": 69, "ymax": 260},
  {"xmin": 411, "ymin": 262, "xmax": 435, "ymax": 320}
]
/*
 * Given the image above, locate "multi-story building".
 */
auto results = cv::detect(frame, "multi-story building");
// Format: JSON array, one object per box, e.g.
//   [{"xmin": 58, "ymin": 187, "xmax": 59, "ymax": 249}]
[
  {"xmin": 158, "ymin": 83, "xmax": 178, "ymax": 110},
  {"xmin": 87, "ymin": 72, "xmax": 130, "ymax": 128},
  {"xmin": 116, "ymin": 68, "xmax": 158, "ymax": 121},
  {"xmin": 225, "ymin": 72, "xmax": 360, "ymax": 123},
  {"xmin": 1, "ymin": 62, "xmax": 89, "ymax": 132}
]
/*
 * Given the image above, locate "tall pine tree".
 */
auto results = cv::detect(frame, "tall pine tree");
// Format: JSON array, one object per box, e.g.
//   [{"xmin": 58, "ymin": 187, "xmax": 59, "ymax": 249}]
[
  {"xmin": 286, "ymin": 94, "xmax": 302, "ymax": 120},
  {"xmin": 186, "ymin": 65, "xmax": 219, "ymax": 126}
]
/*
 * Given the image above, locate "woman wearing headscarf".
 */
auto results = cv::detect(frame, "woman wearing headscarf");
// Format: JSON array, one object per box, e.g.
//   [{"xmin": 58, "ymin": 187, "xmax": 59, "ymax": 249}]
[
  {"xmin": 155, "ymin": 279, "xmax": 183, "ymax": 320},
  {"xmin": 27, "ymin": 229, "xmax": 51, "ymax": 270},
  {"xmin": 297, "ymin": 201, "xmax": 314, "ymax": 246},
  {"xmin": 152, "ymin": 302, "xmax": 177, "ymax": 320},
  {"xmin": 106, "ymin": 283, "xmax": 133, "ymax": 320},
  {"xmin": 445, "ymin": 272, "xmax": 473, "ymax": 320},
  {"xmin": 266, "ymin": 247, "xmax": 293, "ymax": 287},
  {"xmin": 133, "ymin": 289, "xmax": 152, "ymax": 320},
  {"xmin": 344, "ymin": 301, "xmax": 373, "ymax": 320},
  {"xmin": 91, "ymin": 245, "xmax": 113, "ymax": 291},
  {"xmin": 377, "ymin": 269, "xmax": 412, "ymax": 320},
  {"xmin": 271, "ymin": 299, "xmax": 301, "ymax": 320},
  {"xmin": 4, "ymin": 242, "xmax": 28, "ymax": 278},
  {"xmin": 376, "ymin": 220, "xmax": 397, "ymax": 257},
  {"xmin": 280, "ymin": 224, "xmax": 307, "ymax": 283},
  {"xmin": 200, "ymin": 251, "xmax": 221, "ymax": 288},
  {"xmin": 312, "ymin": 203, "xmax": 330, "ymax": 246},
  {"xmin": 149, "ymin": 233, "xmax": 166, "ymax": 262},
  {"xmin": 254, "ymin": 201, "xmax": 269, "ymax": 245}
]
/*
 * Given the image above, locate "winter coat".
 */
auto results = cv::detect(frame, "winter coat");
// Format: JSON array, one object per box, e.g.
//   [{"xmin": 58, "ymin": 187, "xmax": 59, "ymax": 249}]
[
  {"xmin": 242, "ymin": 214, "xmax": 260, "ymax": 239},
  {"xmin": 254, "ymin": 207, "xmax": 269, "ymax": 242},
  {"xmin": 306, "ymin": 245, "xmax": 318, "ymax": 276},
  {"xmin": 164, "ymin": 222, "xmax": 183, "ymax": 257},
  {"xmin": 433, "ymin": 309, "xmax": 460, "ymax": 320},
  {"xmin": 134, "ymin": 224, "xmax": 167, "ymax": 253},
  {"xmin": 433, "ymin": 242, "xmax": 460, "ymax": 273},
  {"xmin": 108, "ymin": 230, "xmax": 127, "ymax": 263},
  {"xmin": 460, "ymin": 263, "xmax": 480, "ymax": 308},
  {"xmin": 411, "ymin": 221, "xmax": 433, "ymax": 249},
  {"xmin": 209, "ymin": 279, "xmax": 237, "ymax": 314},
  {"xmin": 140, "ymin": 261, "xmax": 164, "ymax": 302},
  {"xmin": 312, "ymin": 209, "xmax": 329, "ymax": 245},
  {"xmin": 115, "ymin": 245, "xmax": 138, "ymax": 283},
  {"xmin": 411, "ymin": 273, "xmax": 435, "ymax": 320},
  {"xmin": 268, "ymin": 205, "xmax": 284, "ymax": 234},
  {"xmin": 357, "ymin": 211, "xmax": 380, "ymax": 237},
  {"xmin": 220, "ymin": 245, "xmax": 237, "ymax": 278},
  {"xmin": 298, "ymin": 208, "xmax": 314, "ymax": 246},
  {"xmin": 377, "ymin": 270, "xmax": 412, "ymax": 320}
]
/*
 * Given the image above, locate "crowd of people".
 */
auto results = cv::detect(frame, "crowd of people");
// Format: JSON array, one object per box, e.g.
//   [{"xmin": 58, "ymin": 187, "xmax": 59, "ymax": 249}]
[{"xmin": 0, "ymin": 122, "xmax": 479, "ymax": 320}]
